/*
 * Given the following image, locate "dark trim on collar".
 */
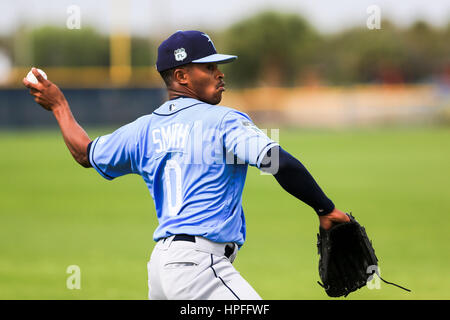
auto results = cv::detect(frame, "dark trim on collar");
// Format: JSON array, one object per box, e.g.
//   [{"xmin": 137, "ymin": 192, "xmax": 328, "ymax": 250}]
[
  {"xmin": 153, "ymin": 102, "xmax": 204, "ymax": 116},
  {"xmin": 169, "ymin": 95, "xmax": 192, "ymax": 101}
]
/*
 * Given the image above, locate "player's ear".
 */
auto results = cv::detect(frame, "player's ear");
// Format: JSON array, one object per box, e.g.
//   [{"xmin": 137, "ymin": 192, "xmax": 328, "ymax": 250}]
[{"xmin": 173, "ymin": 67, "xmax": 189, "ymax": 85}]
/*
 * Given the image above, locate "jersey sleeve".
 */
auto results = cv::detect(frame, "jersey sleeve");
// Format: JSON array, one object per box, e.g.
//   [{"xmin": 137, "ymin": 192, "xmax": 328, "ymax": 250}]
[
  {"xmin": 89, "ymin": 120, "xmax": 142, "ymax": 180},
  {"xmin": 221, "ymin": 110, "xmax": 279, "ymax": 168}
]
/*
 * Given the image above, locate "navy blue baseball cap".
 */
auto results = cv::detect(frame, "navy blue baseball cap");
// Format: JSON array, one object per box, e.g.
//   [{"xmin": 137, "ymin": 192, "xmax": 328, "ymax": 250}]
[{"xmin": 156, "ymin": 30, "xmax": 237, "ymax": 72}]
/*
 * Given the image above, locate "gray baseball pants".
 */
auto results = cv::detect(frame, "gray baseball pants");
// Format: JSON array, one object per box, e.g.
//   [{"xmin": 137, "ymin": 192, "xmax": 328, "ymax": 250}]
[{"xmin": 147, "ymin": 235, "xmax": 262, "ymax": 300}]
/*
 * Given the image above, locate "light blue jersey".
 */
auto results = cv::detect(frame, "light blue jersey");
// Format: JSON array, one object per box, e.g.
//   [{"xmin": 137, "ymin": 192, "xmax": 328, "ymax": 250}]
[{"xmin": 89, "ymin": 97, "xmax": 278, "ymax": 246}]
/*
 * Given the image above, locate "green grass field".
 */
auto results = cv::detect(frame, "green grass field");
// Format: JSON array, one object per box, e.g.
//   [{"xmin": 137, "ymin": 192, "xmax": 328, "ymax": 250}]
[{"xmin": 0, "ymin": 126, "xmax": 449, "ymax": 299}]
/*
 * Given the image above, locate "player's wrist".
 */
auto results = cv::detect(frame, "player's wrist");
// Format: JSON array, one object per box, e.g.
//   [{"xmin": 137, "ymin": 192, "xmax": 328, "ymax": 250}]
[
  {"xmin": 51, "ymin": 101, "xmax": 70, "ymax": 115},
  {"xmin": 314, "ymin": 199, "xmax": 335, "ymax": 216}
]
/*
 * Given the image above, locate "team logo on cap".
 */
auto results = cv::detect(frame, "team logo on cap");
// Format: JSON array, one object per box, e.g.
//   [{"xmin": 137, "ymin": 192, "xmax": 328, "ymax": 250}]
[
  {"xmin": 174, "ymin": 48, "xmax": 187, "ymax": 61},
  {"xmin": 201, "ymin": 33, "xmax": 216, "ymax": 51}
]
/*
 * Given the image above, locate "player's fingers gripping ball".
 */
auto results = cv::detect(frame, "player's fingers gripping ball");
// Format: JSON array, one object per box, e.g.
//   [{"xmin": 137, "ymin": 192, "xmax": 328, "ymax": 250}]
[
  {"xmin": 24, "ymin": 68, "xmax": 67, "ymax": 111},
  {"xmin": 26, "ymin": 68, "xmax": 47, "ymax": 84}
]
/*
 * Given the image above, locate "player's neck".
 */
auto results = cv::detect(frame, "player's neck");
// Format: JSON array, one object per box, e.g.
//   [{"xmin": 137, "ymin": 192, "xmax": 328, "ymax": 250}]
[{"xmin": 167, "ymin": 88, "xmax": 199, "ymax": 101}]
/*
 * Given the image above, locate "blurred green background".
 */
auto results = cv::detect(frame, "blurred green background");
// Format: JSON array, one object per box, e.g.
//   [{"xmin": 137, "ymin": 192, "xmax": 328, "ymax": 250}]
[
  {"xmin": 2, "ymin": 10, "xmax": 449, "ymax": 87},
  {"xmin": 1, "ymin": 1, "xmax": 449, "ymax": 300},
  {"xmin": 0, "ymin": 127, "xmax": 449, "ymax": 299}
]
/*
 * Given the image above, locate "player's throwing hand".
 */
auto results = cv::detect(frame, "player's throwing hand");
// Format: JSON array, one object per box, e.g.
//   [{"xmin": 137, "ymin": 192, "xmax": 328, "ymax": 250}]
[{"xmin": 23, "ymin": 67, "xmax": 68, "ymax": 111}]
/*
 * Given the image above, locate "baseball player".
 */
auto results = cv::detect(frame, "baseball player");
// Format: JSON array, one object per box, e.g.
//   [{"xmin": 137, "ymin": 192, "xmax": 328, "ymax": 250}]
[{"xmin": 23, "ymin": 30, "xmax": 349, "ymax": 300}]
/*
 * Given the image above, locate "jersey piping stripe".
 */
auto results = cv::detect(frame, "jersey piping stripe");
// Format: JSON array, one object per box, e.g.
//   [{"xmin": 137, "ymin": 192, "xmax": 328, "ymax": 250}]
[
  {"xmin": 255, "ymin": 142, "xmax": 279, "ymax": 168},
  {"xmin": 209, "ymin": 254, "xmax": 240, "ymax": 300},
  {"xmin": 153, "ymin": 102, "xmax": 205, "ymax": 116},
  {"xmin": 90, "ymin": 138, "xmax": 115, "ymax": 180},
  {"xmin": 86, "ymin": 141, "xmax": 93, "ymax": 168}
]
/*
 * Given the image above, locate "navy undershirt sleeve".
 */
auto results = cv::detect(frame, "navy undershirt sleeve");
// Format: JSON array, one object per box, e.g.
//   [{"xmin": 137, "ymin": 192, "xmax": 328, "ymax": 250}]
[{"xmin": 260, "ymin": 146, "xmax": 335, "ymax": 216}]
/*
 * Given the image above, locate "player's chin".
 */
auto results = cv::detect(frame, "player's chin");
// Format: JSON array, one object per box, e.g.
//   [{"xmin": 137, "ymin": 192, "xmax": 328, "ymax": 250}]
[{"xmin": 205, "ymin": 91, "xmax": 223, "ymax": 105}]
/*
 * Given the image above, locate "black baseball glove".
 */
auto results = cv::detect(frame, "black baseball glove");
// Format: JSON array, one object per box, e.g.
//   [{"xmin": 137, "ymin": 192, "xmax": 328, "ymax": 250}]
[{"xmin": 316, "ymin": 213, "xmax": 410, "ymax": 297}]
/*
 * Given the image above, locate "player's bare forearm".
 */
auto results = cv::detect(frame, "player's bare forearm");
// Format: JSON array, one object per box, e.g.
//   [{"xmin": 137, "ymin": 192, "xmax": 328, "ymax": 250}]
[
  {"xmin": 52, "ymin": 104, "xmax": 91, "ymax": 168},
  {"xmin": 23, "ymin": 68, "xmax": 91, "ymax": 168}
]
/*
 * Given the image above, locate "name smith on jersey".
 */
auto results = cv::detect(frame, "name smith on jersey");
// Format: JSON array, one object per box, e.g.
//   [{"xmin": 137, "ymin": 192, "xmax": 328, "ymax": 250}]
[{"xmin": 152, "ymin": 123, "xmax": 191, "ymax": 153}]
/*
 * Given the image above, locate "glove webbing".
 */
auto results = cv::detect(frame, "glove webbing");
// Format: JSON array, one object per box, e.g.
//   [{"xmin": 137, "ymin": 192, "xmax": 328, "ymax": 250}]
[
  {"xmin": 370, "ymin": 270, "xmax": 411, "ymax": 292},
  {"xmin": 317, "ymin": 271, "xmax": 411, "ymax": 294}
]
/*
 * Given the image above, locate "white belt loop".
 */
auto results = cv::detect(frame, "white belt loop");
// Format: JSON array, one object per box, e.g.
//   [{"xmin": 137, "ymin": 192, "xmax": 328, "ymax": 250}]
[{"xmin": 157, "ymin": 235, "xmax": 176, "ymax": 250}]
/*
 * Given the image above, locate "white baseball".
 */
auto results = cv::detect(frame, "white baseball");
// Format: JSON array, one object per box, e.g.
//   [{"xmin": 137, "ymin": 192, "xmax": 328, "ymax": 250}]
[{"xmin": 26, "ymin": 68, "xmax": 47, "ymax": 84}]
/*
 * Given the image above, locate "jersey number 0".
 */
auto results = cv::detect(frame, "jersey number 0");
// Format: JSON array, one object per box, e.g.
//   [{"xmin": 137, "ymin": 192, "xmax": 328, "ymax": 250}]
[{"xmin": 164, "ymin": 160, "xmax": 182, "ymax": 216}]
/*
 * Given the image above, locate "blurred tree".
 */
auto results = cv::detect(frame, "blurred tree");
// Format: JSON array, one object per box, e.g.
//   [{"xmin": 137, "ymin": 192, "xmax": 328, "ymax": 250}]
[
  {"xmin": 3, "ymin": 16, "xmax": 447, "ymax": 86},
  {"xmin": 354, "ymin": 20, "xmax": 409, "ymax": 84},
  {"xmin": 222, "ymin": 13, "xmax": 449, "ymax": 86},
  {"xmin": 0, "ymin": 37, "xmax": 13, "ymax": 57},
  {"xmin": 12, "ymin": 26, "xmax": 33, "ymax": 67},
  {"xmin": 14, "ymin": 26, "xmax": 156, "ymax": 68},
  {"xmin": 131, "ymin": 37, "xmax": 155, "ymax": 67},
  {"xmin": 402, "ymin": 20, "xmax": 450, "ymax": 82},
  {"xmin": 27, "ymin": 26, "xmax": 110, "ymax": 67},
  {"xmin": 317, "ymin": 20, "xmax": 409, "ymax": 84},
  {"xmin": 221, "ymin": 11, "xmax": 321, "ymax": 87}
]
